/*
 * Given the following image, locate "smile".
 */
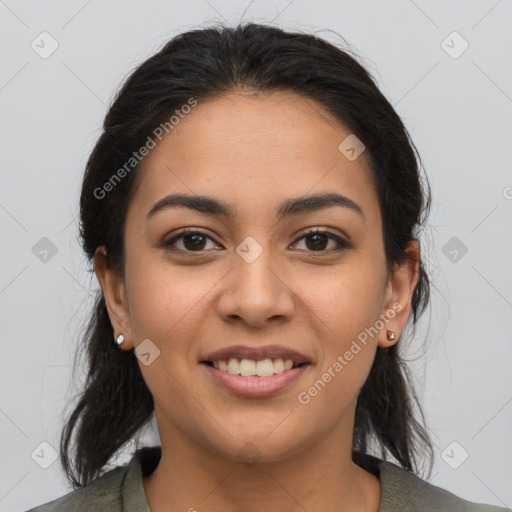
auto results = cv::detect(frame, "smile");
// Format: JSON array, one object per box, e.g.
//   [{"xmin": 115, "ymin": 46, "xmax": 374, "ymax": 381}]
[
  {"xmin": 201, "ymin": 359, "xmax": 310, "ymax": 397},
  {"xmin": 204, "ymin": 357, "xmax": 306, "ymax": 377}
]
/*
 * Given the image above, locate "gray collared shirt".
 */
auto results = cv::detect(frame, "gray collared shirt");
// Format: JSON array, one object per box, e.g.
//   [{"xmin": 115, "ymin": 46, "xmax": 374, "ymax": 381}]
[{"xmin": 25, "ymin": 446, "xmax": 510, "ymax": 511}]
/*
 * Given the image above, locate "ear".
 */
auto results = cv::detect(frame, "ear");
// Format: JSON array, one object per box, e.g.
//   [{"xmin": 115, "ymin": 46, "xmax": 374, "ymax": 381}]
[
  {"xmin": 93, "ymin": 246, "xmax": 133, "ymax": 350},
  {"xmin": 378, "ymin": 239, "xmax": 420, "ymax": 348}
]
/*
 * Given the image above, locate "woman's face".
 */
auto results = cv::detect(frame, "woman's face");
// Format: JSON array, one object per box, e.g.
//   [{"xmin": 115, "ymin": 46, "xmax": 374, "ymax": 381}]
[{"xmin": 97, "ymin": 90, "xmax": 418, "ymax": 463}]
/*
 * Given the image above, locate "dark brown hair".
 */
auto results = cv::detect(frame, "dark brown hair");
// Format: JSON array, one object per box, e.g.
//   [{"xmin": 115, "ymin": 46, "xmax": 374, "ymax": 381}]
[{"xmin": 61, "ymin": 22, "xmax": 433, "ymax": 488}]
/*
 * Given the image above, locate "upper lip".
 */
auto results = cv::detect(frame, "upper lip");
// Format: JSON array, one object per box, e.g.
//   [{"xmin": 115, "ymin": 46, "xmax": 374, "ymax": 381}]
[{"xmin": 201, "ymin": 345, "xmax": 311, "ymax": 364}]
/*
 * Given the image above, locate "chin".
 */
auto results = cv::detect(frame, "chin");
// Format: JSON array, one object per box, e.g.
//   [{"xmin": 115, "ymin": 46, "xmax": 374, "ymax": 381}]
[{"xmin": 201, "ymin": 429, "xmax": 309, "ymax": 466}]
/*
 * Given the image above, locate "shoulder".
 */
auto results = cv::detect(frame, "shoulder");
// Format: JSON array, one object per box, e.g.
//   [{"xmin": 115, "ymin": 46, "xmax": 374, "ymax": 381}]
[
  {"xmin": 24, "ymin": 445, "xmax": 160, "ymax": 512},
  {"xmin": 378, "ymin": 459, "xmax": 510, "ymax": 512},
  {"xmin": 23, "ymin": 464, "xmax": 128, "ymax": 512}
]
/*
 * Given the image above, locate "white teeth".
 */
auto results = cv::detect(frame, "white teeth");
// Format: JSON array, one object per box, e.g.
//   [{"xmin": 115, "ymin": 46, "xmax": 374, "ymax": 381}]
[
  {"xmin": 240, "ymin": 359, "xmax": 256, "ymax": 376},
  {"xmin": 273, "ymin": 358, "xmax": 284, "ymax": 373},
  {"xmin": 256, "ymin": 359, "xmax": 274, "ymax": 377},
  {"xmin": 211, "ymin": 357, "xmax": 298, "ymax": 377},
  {"xmin": 227, "ymin": 358, "xmax": 239, "ymax": 375}
]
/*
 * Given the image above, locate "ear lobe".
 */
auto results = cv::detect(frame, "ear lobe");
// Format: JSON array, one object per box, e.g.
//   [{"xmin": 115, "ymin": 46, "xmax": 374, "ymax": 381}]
[
  {"xmin": 378, "ymin": 239, "xmax": 420, "ymax": 348},
  {"xmin": 93, "ymin": 246, "xmax": 133, "ymax": 349}
]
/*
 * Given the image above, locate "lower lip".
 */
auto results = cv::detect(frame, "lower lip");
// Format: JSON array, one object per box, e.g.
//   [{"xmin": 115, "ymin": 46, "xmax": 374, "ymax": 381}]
[{"xmin": 201, "ymin": 363, "xmax": 310, "ymax": 397}]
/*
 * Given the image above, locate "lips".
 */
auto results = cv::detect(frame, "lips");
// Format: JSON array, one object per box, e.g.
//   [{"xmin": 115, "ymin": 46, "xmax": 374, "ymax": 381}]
[
  {"xmin": 201, "ymin": 344, "xmax": 311, "ymax": 365},
  {"xmin": 199, "ymin": 345, "xmax": 311, "ymax": 396}
]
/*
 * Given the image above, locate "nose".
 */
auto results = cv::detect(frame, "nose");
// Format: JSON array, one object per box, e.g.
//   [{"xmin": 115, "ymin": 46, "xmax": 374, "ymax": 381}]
[{"xmin": 216, "ymin": 242, "xmax": 295, "ymax": 328}]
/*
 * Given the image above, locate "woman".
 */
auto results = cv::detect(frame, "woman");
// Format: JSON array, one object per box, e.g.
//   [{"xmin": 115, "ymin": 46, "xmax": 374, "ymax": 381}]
[{"xmin": 26, "ymin": 22, "xmax": 509, "ymax": 512}]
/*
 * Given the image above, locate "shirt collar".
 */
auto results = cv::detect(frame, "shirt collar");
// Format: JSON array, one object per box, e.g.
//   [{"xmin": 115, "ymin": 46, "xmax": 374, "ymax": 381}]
[
  {"xmin": 121, "ymin": 446, "xmax": 160, "ymax": 511},
  {"xmin": 122, "ymin": 445, "xmax": 414, "ymax": 512}
]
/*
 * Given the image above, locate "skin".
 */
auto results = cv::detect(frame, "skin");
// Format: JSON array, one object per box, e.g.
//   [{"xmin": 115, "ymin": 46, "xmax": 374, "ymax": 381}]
[{"xmin": 94, "ymin": 90, "xmax": 419, "ymax": 512}]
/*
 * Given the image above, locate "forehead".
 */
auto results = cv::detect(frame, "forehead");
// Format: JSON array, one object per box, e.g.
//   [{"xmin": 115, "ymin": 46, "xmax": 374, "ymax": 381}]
[{"xmin": 128, "ymin": 91, "xmax": 380, "ymax": 226}]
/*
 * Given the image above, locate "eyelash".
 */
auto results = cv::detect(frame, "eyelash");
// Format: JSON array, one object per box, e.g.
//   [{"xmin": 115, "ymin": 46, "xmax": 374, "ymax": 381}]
[{"xmin": 161, "ymin": 227, "xmax": 351, "ymax": 255}]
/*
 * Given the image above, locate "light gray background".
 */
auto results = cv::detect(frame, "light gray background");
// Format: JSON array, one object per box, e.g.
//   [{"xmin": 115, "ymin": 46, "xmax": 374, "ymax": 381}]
[{"xmin": 1, "ymin": 1, "xmax": 511, "ymax": 511}]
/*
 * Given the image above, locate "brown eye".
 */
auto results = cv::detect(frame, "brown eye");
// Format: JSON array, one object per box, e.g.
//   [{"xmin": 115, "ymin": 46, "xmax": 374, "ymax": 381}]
[
  {"xmin": 292, "ymin": 228, "xmax": 351, "ymax": 253},
  {"xmin": 162, "ymin": 229, "xmax": 218, "ymax": 253}
]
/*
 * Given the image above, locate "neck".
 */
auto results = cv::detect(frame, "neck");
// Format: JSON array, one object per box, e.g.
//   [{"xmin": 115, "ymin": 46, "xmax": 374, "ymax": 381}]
[{"xmin": 142, "ymin": 410, "xmax": 381, "ymax": 512}]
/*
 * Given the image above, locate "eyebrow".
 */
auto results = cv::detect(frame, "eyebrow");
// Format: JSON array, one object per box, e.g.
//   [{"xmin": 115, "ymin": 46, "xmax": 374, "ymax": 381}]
[{"xmin": 146, "ymin": 192, "xmax": 365, "ymax": 221}]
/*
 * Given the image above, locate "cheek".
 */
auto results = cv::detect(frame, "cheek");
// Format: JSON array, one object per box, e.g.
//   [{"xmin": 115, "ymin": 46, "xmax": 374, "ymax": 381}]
[
  {"xmin": 124, "ymin": 257, "xmax": 207, "ymax": 350},
  {"xmin": 293, "ymin": 260, "xmax": 386, "ymax": 347},
  {"xmin": 293, "ymin": 265, "xmax": 385, "ymax": 411},
  {"xmin": 292, "ymin": 317, "xmax": 378, "ymax": 449}
]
